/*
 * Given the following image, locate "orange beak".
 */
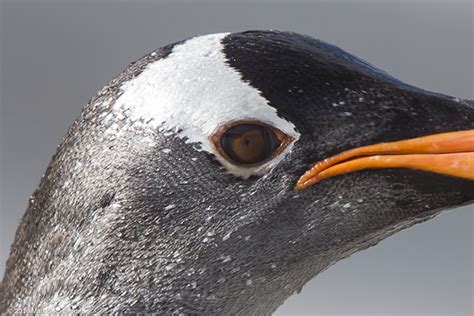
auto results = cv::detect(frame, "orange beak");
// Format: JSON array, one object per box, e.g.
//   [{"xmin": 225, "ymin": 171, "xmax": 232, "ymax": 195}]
[{"xmin": 296, "ymin": 130, "xmax": 474, "ymax": 190}]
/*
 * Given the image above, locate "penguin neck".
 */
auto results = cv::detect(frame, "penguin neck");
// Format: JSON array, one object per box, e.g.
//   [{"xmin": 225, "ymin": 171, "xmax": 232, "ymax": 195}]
[{"xmin": 2, "ymin": 191, "xmax": 333, "ymax": 315}]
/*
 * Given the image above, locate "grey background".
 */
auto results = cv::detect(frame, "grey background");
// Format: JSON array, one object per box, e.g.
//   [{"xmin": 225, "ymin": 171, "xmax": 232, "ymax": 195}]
[{"xmin": 0, "ymin": 0, "xmax": 472, "ymax": 315}]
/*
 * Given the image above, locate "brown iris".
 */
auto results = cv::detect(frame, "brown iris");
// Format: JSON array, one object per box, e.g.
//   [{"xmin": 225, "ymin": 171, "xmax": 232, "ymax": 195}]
[{"xmin": 211, "ymin": 121, "xmax": 293, "ymax": 166}]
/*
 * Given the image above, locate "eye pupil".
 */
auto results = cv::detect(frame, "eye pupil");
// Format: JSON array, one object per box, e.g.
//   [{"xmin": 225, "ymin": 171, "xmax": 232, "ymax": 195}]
[{"xmin": 220, "ymin": 124, "xmax": 282, "ymax": 165}]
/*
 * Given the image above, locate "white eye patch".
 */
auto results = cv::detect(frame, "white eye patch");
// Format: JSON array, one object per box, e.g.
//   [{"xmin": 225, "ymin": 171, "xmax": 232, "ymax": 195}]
[{"xmin": 113, "ymin": 33, "xmax": 300, "ymax": 177}]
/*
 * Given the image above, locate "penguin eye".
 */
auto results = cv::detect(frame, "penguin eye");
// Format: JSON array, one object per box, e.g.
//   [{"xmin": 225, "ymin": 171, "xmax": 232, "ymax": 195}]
[{"xmin": 211, "ymin": 121, "xmax": 293, "ymax": 166}]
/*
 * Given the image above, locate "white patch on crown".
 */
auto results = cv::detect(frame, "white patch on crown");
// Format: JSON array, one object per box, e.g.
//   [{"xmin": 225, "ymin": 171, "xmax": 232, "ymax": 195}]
[{"xmin": 113, "ymin": 33, "xmax": 300, "ymax": 177}]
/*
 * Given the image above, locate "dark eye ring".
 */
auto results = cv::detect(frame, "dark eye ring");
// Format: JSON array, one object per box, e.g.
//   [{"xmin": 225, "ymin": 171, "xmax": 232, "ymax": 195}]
[{"xmin": 210, "ymin": 120, "xmax": 294, "ymax": 166}]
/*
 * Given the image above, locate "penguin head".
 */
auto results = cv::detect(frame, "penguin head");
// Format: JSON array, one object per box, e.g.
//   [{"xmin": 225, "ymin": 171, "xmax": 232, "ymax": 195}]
[
  {"xmin": 6, "ymin": 31, "xmax": 473, "ymax": 314},
  {"xmin": 78, "ymin": 30, "xmax": 473, "ymax": 311}
]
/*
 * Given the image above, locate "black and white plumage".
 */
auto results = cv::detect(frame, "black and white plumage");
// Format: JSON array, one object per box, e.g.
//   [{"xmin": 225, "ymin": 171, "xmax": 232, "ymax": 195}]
[{"xmin": 0, "ymin": 30, "xmax": 473, "ymax": 315}]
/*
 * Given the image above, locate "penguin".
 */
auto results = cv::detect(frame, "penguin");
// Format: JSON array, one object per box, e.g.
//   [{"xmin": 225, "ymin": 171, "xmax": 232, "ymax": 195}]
[{"xmin": 0, "ymin": 30, "xmax": 473, "ymax": 315}]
